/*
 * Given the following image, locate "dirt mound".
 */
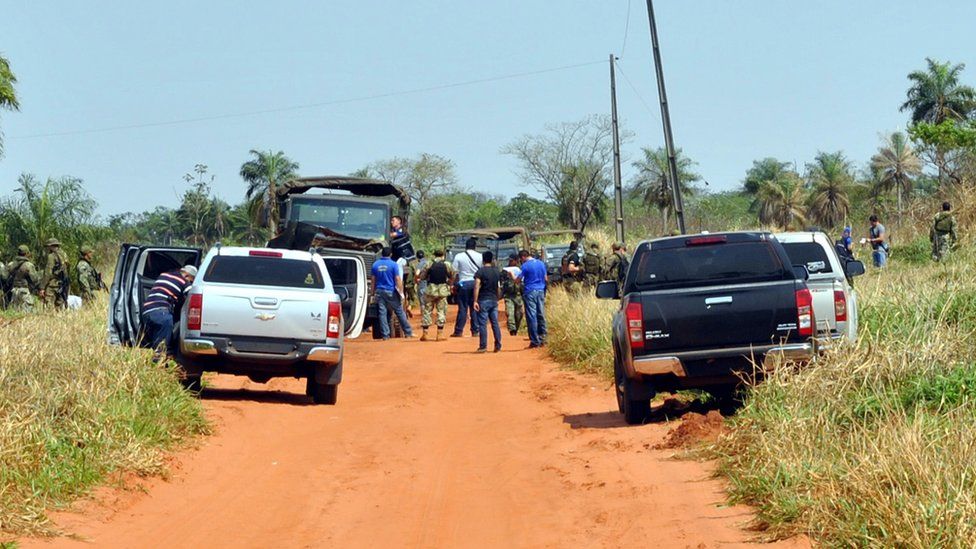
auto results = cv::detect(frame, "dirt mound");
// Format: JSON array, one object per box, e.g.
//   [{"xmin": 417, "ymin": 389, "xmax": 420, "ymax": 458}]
[{"xmin": 655, "ymin": 410, "xmax": 727, "ymax": 449}]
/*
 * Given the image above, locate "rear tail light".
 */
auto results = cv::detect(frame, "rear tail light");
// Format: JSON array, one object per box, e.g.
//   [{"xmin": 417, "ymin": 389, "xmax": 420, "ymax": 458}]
[
  {"xmin": 187, "ymin": 293, "xmax": 203, "ymax": 331},
  {"xmin": 625, "ymin": 301, "xmax": 644, "ymax": 350},
  {"xmin": 326, "ymin": 301, "xmax": 342, "ymax": 339},
  {"xmin": 249, "ymin": 250, "xmax": 283, "ymax": 257},
  {"xmin": 834, "ymin": 290, "xmax": 847, "ymax": 322},
  {"xmin": 686, "ymin": 235, "xmax": 727, "ymax": 246},
  {"xmin": 795, "ymin": 288, "xmax": 813, "ymax": 337}
]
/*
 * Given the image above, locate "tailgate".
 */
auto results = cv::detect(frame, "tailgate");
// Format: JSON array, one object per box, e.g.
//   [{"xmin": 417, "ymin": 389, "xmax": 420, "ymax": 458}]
[
  {"xmin": 641, "ymin": 280, "xmax": 798, "ymax": 352},
  {"xmin": 806, "ymin": 277, "xmax": 837, "ymax": 335},
  {"xmin": 200, "ymin": 284, "xmax": 330, "ymax": 341}
]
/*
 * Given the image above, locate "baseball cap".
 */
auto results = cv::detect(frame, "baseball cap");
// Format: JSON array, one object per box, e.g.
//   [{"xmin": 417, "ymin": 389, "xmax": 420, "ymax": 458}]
[{"xmin": 181, "ymin": 265, "xmax": 199, "ymax": 277}]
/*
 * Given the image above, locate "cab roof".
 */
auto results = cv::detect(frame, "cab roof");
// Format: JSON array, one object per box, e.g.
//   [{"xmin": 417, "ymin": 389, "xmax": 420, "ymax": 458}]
[{"xmin": 277, "ymin": 176, "xmax": 411, "ymax": 210}]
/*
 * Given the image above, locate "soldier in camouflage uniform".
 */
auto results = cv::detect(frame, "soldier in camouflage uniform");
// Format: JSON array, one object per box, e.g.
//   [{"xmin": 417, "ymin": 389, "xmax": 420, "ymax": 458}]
[
  {"xmin": 418, "ymin": 249, "xmax": 455, "ymax": 341},
  {"xmin": 605, "ymin": 243, "xmax": 629, "ymax": 291},
  {"xmin": 39, "ymin": 238, "xmax": 70, "ymax": 309},
  {"xmin": 583, "ymin": 242, "xmax": 604, "ymax": 288},
  {"xmin": 501, "ymin": 254, "xmax": 524, "ymax": 336},
  {"xmin": 7, "ymin": 245, "xmax": 41, "ymax": 311},
  {"xmin": 402, "ymin": 258, "xmax": 419, "ymax": 311},
  {"xmin": 560, "ymin": 241, "xmax": 584, "ymax": 294},
  {"xmin": 76, "ymin": 245, "xmax": 102, "ymax": 302},
  {"xmin": 930, "ymin": 201, "xmax": 958, "ymax": 262}
]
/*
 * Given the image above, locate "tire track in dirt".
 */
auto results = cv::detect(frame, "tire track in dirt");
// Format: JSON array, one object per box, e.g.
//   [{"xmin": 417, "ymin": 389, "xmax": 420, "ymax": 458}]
[{"xmin": 23, "ymin": 318, "xmax": 808, "ymax": 549}]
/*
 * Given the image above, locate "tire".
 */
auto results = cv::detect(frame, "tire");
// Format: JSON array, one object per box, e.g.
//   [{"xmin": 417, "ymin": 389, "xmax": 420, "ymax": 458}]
[
  {"xmin": 613, "ymin": 350, "xmax": 626, "ymax": 414},
  {"xmin": 370, "ymin": 318, "xmax": 384, "ymax": 340},
  {"xmin": 181, "ymin": 375, "xmax": 202, "ymax": 393},
  {"xmin": 306, "ymin": 378, "xmax": 338, "ymax": 405},
  {"xmin": 622, "ymin": 377, "xmax": 652, "ymax": 425}
]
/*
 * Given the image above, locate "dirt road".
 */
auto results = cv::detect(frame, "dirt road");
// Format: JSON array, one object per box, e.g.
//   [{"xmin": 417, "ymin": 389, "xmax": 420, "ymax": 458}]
[{"xmin": 28, "ymin": 319, "xmax": 807, "ymax": 549}]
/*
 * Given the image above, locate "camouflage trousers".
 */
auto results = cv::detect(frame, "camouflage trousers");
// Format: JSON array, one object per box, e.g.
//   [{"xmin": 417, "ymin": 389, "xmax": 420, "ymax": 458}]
[
  {"xmin": 504, "ymin": 294, "xmax": 523, "ymax": 333},
  {"xmin": 42, "ymin": 281, "xmax": 65, "ymax": 309},
  {"xmin": 422, "ymin": 294, "xmax": 448, "ymax": 328},
  {"xmin": 932, "ymin": 234, "xmax": 952, "ymax": 261},
  {"xmin": 9, "ymin": 287, "xmax": 36, "ymax": 312}
]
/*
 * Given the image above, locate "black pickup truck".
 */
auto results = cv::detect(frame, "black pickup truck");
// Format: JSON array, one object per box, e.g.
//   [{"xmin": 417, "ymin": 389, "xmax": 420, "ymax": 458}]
[{"xmin": 596, "ymin": 232, "xmax": 815, "ymax": 424}]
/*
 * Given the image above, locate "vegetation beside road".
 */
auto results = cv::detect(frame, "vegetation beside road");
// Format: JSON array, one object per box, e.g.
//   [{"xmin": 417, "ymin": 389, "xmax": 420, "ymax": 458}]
[{"xmin": 0, "ymin": 295, "xmax": 208, "ymax": 535}]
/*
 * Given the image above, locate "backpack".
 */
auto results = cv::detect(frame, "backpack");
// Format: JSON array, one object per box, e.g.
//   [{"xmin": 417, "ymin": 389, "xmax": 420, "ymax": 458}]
[
  {"xmin": 616, "ymin": 253, "xmax": 629, "ymax": 283},
  {"xmin": 583, "ymin": 252, "xmax": 601, "ymax": 275},
  {"xmin": 427, "ymin": 261, "xmax": 449, "ymax": 285}
]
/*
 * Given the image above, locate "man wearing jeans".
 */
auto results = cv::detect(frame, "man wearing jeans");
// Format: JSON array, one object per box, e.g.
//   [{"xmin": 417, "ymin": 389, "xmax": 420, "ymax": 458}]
[
  {"xmin": 141, "ymin": 265, "xmax": 197, "ymax": 356},
  {"xmin": 451, "ymin": 238, "xmax": 483, "ymax": 337},
  {"xmin": 473, "ymin": 251, "xmax": 502, "ymax": 353},
  {"xmin": 518, "ymin": 249, "xmax": 548, "ymax": 348},
  {"xmin": 371, "ymin": 247, "xmax": 414, "ymax": 340},
  {"xmin": 866, "ymin": 215, "xmax": 888, "ymax": 268}
]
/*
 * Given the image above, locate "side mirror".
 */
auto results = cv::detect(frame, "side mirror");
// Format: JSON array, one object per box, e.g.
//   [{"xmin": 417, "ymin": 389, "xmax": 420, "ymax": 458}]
[
  {"xmin": 845, "ymin": 260, "xmax": 866, "ymax": 278},
  {"xmin": 595, "ymin": 280, "xmax": 619, "ymax": 300},
  {"xmin": 335, "ymin": 287, "xmax": 350, "ymax": 301},
  {"xmin": 792, "ymin": 265, "xmax": 810, "ymax": 280}
]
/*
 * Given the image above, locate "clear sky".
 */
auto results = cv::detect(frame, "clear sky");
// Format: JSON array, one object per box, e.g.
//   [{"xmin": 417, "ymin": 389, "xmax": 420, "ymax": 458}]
[{"xmin": 2, "ymin": 1, "xmax": 975, "ymax": 216}]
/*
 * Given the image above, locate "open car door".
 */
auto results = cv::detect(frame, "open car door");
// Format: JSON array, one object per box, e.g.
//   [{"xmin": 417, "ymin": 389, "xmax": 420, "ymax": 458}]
[
  {"xmin": 321, "ymin": 255, "xmax": 367, "ymax": 338},
  {"xmin": 107, "ymin": 244, "xmax": 202, "ymax": 347}
]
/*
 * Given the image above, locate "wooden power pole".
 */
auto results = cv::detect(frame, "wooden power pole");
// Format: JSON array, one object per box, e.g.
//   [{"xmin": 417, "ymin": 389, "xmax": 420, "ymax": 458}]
[{"xmin": 609, "ymin": 54, "xmax": 625, "ymax": 245}]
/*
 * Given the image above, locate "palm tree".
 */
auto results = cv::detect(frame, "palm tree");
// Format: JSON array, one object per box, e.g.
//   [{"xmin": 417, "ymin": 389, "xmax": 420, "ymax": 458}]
[
  {"xmin": 870, "ymin": 132, "xmax": 921, "ymax": 211},
  {"xmin": 630, "ymin": 147, "xmax": 700, "ymax": 232},
  {"xmin": 743, "ymin": 158, "xmax": 793, "ymax": 194},
  {"xmin": 239, "ymin": 150, "xmax": 300, "ymax": 230},
  {"xmin": 901, "ymin": 58, "xmax": 976, "ymax": 125},
  {"xmin": 0, "ymin": 53, "xmax": 21, "ymax": 158},
  {"xmin": 754, "ymin": 176, "xmax": 807, "ymax": 230},
  {"xmin": 806, "ymin": 151, "xmax": 853, "ymax": 229}
]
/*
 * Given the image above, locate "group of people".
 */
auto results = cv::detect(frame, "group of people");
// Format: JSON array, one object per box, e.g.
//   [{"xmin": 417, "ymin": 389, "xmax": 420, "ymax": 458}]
[
  {"xmin": 834, "ymin": 203, "xmax": 959, "ymax": 268},
  {"xmin": 558, "ymin": 240, "xmax": 629, "ymax": 292},
  {"xmin": 0, "ymin": 238, "xmax": 105, "ymax": 311}
]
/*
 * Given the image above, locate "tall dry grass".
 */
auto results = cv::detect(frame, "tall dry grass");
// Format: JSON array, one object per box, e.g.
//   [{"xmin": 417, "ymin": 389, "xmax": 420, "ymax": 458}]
[
  {"xmin": 544, "ymin": 287, "xmax": 617, "ymax": 380},
  {"xmin": 0, "ymin": 294, "xmax": 208, "ymax": 535}
]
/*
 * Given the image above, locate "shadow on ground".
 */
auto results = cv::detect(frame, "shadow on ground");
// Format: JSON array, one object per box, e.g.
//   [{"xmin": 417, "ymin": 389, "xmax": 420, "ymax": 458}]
[
  {"xmin": 563, "ymin": 395, "xmax": 742, "ymax": 429},
  {"xmin": 199, "ymin": 387, "xmax": 314, "ymax": 407}
]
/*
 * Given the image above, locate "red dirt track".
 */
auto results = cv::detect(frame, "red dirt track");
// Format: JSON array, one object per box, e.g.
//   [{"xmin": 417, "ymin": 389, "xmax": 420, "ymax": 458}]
[{"xmin": 26, "ymin": 317, "xmax": 808, "ymax": 549}]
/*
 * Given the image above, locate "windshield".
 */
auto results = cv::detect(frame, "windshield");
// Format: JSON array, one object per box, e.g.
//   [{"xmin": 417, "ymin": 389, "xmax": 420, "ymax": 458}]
[
  {"xmin": 290, "ymin": 198, "xmax": 389, "ymax": 241},
  {"xmin": 544, "ymin": 246, "xmax": 569, "ymax": 268},
  {"xmin": 635, "ymin": 242, "xmax": 788, "ymax": 289}
]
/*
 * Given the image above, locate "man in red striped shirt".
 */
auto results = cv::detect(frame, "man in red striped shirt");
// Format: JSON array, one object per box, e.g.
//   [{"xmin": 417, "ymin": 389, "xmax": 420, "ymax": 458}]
[{"xmin": 142, "ymin": 265, "xmax": 197, "ymax": 354}]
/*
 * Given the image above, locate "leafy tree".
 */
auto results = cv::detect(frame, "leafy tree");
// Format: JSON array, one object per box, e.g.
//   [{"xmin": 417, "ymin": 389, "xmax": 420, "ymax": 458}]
[
  {"xmin": 805, "ymin": 151, "xmax": 854, "ymax": 229},
  {"xmin": 0, "ymin": 173, "xmax": 102, "ymax": 258},
  {"xmin": 901, "ymin": 58, "xmax": 976, "ymax": 125},
  {"xmin": 239, "ymin": 150, "xmax": 300, "ymax": 230},
  {"xmin": 179, "ymin": 164, "xmax": 214, "ymax": 246},
  {"xmin": 629, "ymin": 147, "xmax": 700, "ymax": 231},
  {"xmin": 360, "ymin": 153, "xmax": 460, "ymax": 239},
  {"xmin": 503, "ymin": 115, "xmax": 627, "ymax": 232},
  {"xmin": 754, "ymin": 174, "xmax": 807, "ymax": 230},
  {"xmin": 743, "ymin": 158, "xmax": 793, "ymax": 194},
  {"xmin": 870, "ymin": 132, "xmax": 922, "ymax": 210},
  {"xmin": 500, "ymin": 193, "xmax": 558, "ymax": 231},
  {"xmin": 0, "ymin": 53, "xmax": 20, "ymax": 159}
]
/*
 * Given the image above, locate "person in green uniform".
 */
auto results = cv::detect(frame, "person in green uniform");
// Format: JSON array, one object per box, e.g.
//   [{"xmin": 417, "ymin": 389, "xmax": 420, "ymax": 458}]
[
  {"xmin": 7, "ymin": 245, "xmax": 41, "ymax": 312},
  {"xmin": 39, "ymin": 238, "xmax": 69, "ymax": 309},
  {"xmin": 930, "ymin": 201, "xmax": 958, "ymax": 262}
]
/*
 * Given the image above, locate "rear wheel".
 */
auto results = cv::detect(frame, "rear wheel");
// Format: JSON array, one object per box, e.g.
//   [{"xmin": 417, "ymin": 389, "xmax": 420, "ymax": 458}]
[
  {"xmin": 181, "ymin": 374, "xmax": 202, "ymax": 393},
  {"xmin": 306, "ymin": 377, "xmax": 338, "ymax": 405},
  {"xmin": 622, "ymin": 377, "xmax": 652, "ymax": 425}
]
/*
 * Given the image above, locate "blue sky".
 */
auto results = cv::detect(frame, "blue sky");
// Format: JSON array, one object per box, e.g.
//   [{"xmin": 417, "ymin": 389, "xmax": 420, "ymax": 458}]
[{"xmin": 2, "ymin": 1, "xmax": 975, "ymax": 216}]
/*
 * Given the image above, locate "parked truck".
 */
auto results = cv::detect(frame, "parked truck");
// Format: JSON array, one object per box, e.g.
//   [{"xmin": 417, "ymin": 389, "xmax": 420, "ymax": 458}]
[{"xmin": 596, "ymin": 232, "xmax": 817, "ymax": 424}]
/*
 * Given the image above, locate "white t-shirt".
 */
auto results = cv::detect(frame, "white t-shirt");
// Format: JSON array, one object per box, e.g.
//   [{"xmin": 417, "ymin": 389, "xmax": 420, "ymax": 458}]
[{"xmin": 451, "ymin": 250, "xmax": 483, "ymax": 283}]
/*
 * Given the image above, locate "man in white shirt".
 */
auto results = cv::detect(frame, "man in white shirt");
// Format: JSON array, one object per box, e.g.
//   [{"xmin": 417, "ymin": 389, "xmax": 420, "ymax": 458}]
[{"xmin": 450, "ymin": 238, "xmax": 483, "ymax": 337}]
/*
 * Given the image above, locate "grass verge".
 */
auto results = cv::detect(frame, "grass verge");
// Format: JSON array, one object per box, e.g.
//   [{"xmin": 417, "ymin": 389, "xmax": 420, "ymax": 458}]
[
  {"xmin": 0, "ymin": 294, "xmax": 208, "ymax": 536},
  {"xmin": 544, "ymin": 287, "xmax": 616, "ymax": 381}
]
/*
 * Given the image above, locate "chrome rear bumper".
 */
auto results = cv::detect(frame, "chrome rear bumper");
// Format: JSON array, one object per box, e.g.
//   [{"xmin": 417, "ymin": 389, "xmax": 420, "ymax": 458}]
[{"xmin": 632, "ymin": 342, "xmax": 814, "ymax": 378}]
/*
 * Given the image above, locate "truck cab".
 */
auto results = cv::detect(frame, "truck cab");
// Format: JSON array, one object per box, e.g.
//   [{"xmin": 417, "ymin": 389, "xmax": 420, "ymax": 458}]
[{"xmin": 269, "ymin": 176, "xmax": 412, "ymax": 339}]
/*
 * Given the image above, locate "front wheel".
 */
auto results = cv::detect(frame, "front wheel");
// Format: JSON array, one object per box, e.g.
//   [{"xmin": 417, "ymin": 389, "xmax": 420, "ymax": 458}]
[{"xmin": 306, "ymin": 378, "xmax": 338, "ymax": 405}]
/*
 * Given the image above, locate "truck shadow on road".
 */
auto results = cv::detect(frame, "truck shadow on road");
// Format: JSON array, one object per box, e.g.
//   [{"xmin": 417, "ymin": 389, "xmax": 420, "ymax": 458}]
[
  {"xmin": 199, "ymin": 387, "xmax": 315, "ymax": 407},
  {"xmin": 562, "ymin": 397, "xmax": 739, "ymax": 429}
]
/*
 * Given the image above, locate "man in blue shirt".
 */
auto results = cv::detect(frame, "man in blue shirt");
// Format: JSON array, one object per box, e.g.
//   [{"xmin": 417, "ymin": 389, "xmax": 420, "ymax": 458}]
[
  {"xmin": 371, "ymin": 247, "xmax": 414, "ymax": 340},
  {"xmin": 517, "ymin": 249, "xmax": 548, "ymax": 348}
]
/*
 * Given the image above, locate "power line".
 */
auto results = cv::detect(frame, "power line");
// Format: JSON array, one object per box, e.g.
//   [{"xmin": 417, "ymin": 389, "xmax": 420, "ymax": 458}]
[
  {"xmin": 620, "ymin": 0, "xmax": 633, "ymax": 58},
  {"xmin": 11, "ymin": 59, "xmax": 606, "ymax": 140},
  {"xmin": 614, "ymin": 60, "xmax": 657, "ymax": 120}
]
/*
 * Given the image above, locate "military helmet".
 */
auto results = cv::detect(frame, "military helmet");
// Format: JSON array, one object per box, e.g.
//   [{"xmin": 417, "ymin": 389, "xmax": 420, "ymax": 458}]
[
  {"xmin": 80, "ymin": 245, "xmax": 94, "ymax": 255},
  {"xmin": 46, "ymin": 238, "xmax": 61, "ymax": 247},
  {"xmin": 17, "ymin": 244, "xmax": 30, "ymax": 256}
]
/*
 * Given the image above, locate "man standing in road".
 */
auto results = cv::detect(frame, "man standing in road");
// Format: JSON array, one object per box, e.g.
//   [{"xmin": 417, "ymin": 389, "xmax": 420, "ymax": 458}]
[
  {"xmin": 501, "ymin": 254, "xmax": 523, "ymax": 336},
  {"xmin": 39, "ymin": 238, "xmax": 69, "ymax": 309},
  {"xmin": 371, "ymin": 247, "xmax": 414, "ymax": 340},
  {"xmin": 418, "ymin": 249, "xmax": 454, "ymax": 341},
  {"xmin": 142, "ymin": 265, "xmax": 197, "ymax": 356},
  {"xmin": 518, "ymin": 249, "xmax": 548, "ymax": 348},
  {"xmin": 416, "ymin": 250, "xmax": 429, "ymax": 305},
  {"xmin": 451, "ymin": 238, "xmax": 482, "ymax": 338},
  {"xmin": 864, "ymin": 215, "xmax": 889, "ymax": 268},
  {"xmin": 930, "ymin": 201, "xmax": 958, "ymax": 261},
  {"xmin": 7, "ymin": 245, "xmax": 40, "ymax": 312},
  {"xmin": 473, "ymin": 251, "xmax": 503, "ymax": 353}
]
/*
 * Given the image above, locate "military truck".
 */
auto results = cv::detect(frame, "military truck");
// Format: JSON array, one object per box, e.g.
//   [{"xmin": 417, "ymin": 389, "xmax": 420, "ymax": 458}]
[
  {"xmin": 268, "ymin": 176, "xmax": 412, "ymax": 339},
  {"xmin": 531, "ymin": 230, "xmax": 583, "ymax": 286},
  {"xmin": 444, "ymin": 227, "xmax": 531, "ymax": 263}
]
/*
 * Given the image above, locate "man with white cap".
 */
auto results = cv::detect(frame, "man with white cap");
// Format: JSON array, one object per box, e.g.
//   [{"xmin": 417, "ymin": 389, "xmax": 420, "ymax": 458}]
[{"xmin": 141, "ymin": 264, "xmax": 198, "ymax": 355}]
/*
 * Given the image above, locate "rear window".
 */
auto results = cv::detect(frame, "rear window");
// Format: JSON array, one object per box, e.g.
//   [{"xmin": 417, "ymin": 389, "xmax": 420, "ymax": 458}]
[
  {"xmin": 635, "ymin": 242, "xmax": 787, "ymax": 289},
  {"xmin": 203, "ymin": 256, "xmax": 325, "ymax": 289},
  {"xmin": 781, "ymin": 242, "xmax": 833, "ymax": 274}
]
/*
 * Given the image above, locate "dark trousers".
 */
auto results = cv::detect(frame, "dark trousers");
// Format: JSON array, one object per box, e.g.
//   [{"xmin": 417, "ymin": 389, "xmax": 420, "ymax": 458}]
[
  {"xmin": 524, "ymin": 290, "xmax": 548, "ymax": 346},
  {"xmin": 142, "ymin": 308, "xmax": 175, "ymax": 352},
  {"xmin": 377, "ymin": 290, "xmax": 413, "ymax": 338},
  {"xmin": 477, "ymin": 299, "xmax": 502, "ymax": 350},
  {"xmin": 454, "ymin": 282, "xmax": 478, "ymax": 335}
]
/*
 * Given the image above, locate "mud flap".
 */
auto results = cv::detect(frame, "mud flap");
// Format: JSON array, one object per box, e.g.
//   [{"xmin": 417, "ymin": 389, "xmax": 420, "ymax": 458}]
[{"xmin": 314, "ymin": 361, "xmax": 342, "ymax": 385}]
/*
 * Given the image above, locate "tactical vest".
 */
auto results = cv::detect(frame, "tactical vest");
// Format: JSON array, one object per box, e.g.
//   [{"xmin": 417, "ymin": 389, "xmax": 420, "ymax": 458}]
[
  {"xmin": 10, "ymin": 259, "xmax": 34, "ymax": 288},
  {"xmin": 583, "ymin": 252, "xmax": 601, "ymax": 275},
  {"xmin": 427, "ymin": 261, "xmax": 449, "ymax": 285},
  {"xmin": 934, "ymin": 214, "xmax": 954, "ymax": 233}
]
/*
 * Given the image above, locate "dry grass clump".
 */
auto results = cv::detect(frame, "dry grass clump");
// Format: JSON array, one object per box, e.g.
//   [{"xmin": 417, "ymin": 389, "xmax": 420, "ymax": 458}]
[
  {"xmin": 716, "ymin": 247, "xmax": 976, "ymax": 547},
  {"xmin": 544, "ymin": 287, "xmax": 616, "ymax": 380},
  {"xmin": 0, "ymin": 295, "xmax": 208, "ymax": 535}
]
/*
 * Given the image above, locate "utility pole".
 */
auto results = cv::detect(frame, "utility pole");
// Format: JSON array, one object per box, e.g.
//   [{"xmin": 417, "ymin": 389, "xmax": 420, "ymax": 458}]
[
  {"xmin": 645, "ymin": 0, "xmax": 686, "ymax": 234},
  {"xmin": 609, "ymin": 54, "xmax": 625, "ymax": 245}
]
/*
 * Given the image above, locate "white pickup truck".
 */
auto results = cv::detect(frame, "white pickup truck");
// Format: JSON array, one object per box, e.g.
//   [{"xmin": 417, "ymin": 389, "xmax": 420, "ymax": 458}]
[
  {"xmin": 109, "ymin": 245, "xmax": 344, "ymax": 404},
  {"xmin": 776, "ymin": 231, "xmax": 866, "ymax": 343}
]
